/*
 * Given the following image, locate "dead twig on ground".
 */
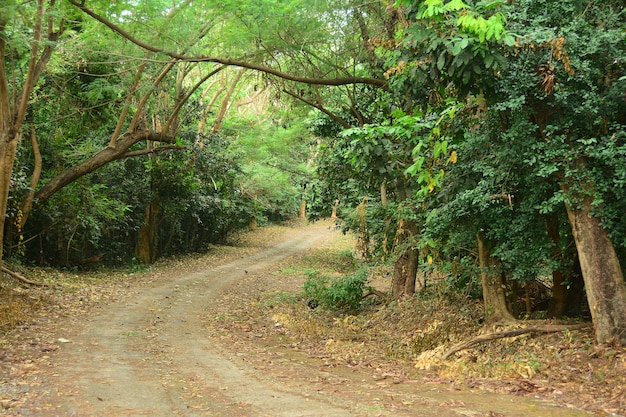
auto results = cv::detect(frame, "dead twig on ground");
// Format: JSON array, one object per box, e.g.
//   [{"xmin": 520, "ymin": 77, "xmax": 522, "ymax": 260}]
[
  {"xmin": 443, "ymin": 323, "xmax": 590, "ymax": 359},
  {"xmin": 1, "ymin": 266, "xmax": 49, "ymax": 287},
  {"xmin": 363, "ymin": 289, "xmax": 390, "ymax": 302}
]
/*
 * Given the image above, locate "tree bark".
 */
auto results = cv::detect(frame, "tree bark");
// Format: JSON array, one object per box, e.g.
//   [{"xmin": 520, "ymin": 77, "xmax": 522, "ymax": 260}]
[
  {"xmin": 33, "ymin": 131, "xmax": 174, "ymax": 205},
  {"xmin": 564, "ymin": 192, "xmax": 626, "ymax": 344},
  {"xmin": 299, "ymin": 200, "xmax": 307, "ymax": 219},
  {"xmin": 392, "ymin": 218, "xmax": 420, "ymax": 299},
  {"xmin": 476, "ymin": 233, "xmax": 516, "ymax": 323},
  {"xmin": 0, "ymin": 138, "xmax": 19, "ymax": 262},
  {"xmin": 0, "ymin": 0, "xmax": 49, "ymax": 268},
  {"xmin": 136, "ymin": 200, "xmax": 160, "ymax": 264}
]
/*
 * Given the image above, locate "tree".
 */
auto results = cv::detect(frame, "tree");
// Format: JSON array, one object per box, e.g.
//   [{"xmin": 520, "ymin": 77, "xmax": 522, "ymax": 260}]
[
  {"xmin": 387, "ymin": 0, "xmax": 626, "ymax": 342},
  {"xmin": 1, "ymin": 0, "xmax": 65, "ymax": 267}
]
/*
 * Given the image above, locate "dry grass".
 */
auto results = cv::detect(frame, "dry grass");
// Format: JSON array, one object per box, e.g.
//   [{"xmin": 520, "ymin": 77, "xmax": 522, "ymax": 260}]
[{"xmin": 0, "ymin": 286, "xmax": 46, "ymax": 330}]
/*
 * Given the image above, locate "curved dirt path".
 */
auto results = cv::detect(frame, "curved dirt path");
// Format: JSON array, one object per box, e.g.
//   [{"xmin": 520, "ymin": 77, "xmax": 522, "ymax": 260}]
[{"xmin": 12, "ymin": 223, "xmax": 593, "ymax": 416}]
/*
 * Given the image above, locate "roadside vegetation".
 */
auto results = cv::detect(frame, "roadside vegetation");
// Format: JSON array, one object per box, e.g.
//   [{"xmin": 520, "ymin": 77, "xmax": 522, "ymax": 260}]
[{"xmin": 206, "ymin": 224, "xmax": 625, "ymax": 416}]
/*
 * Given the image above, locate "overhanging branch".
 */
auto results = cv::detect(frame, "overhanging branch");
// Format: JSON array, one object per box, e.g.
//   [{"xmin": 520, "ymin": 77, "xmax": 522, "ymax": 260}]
[
  {"xmin": 33, "ymin": 130, "xmax": 176, "ymax": 205},
  {"xmin": 283, "ymin": 89, "xmax": 352, "ymax": 129},
  {"xmin": 122, "ymin": 145, "xmax": 186, "ymax": 159},
  {"xmin": 68, "ymin": 0, "xmax": 387, "ymax": 89}
]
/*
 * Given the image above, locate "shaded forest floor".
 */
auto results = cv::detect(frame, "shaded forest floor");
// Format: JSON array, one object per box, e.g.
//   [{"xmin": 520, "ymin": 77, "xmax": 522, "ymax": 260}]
[{"xmin": 0, "ymin": 220, "xmax": 624, "ymax": 415}]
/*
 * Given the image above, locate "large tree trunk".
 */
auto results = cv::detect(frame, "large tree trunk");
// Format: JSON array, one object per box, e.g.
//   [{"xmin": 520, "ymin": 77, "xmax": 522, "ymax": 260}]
[
  {"xmin": 0, "ymin": 0, "xmax": 51, "ymax": 267},
  {"xmin": 476, "ymin": 233, "xmax": 516, "ymax": 323},
  {"xmin": 564, "ymin": 193, "xmax": 626, "ymax": 344},
  {"xmin": 0, "ymin": 137, "xmax": 19, "ymax": 263},
  {"xmin": 391, "ymin": 218, "xmax": 420, "ymax": 299}
]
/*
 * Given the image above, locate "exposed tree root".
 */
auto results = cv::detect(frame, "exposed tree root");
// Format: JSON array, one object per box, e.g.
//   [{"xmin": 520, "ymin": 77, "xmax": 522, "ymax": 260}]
[
  {"xmin": 443, "ymin": 323, "xmax": 590, "ymax": 359},
  {"xmin": 363, "ymin": 289, "xmax": 390, "ymax": 302},
  {"xmin": 1, "ymin": 266, "xmax": 49, "ymax": 287}
]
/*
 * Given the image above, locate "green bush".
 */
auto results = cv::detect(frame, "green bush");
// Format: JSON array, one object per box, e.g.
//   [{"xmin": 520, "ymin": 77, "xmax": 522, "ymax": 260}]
[{"xmin": 303, "ymin": 268, "xmax": 369, "ymax": 311}]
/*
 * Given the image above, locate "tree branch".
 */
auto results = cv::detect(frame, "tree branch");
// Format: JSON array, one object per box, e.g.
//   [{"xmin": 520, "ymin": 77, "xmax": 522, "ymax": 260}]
[
  {"xmin": 1, "ymin": 266, "xmax": 48, "ymax": 287},
  {"xmin": 443, "ymin": 323, "xmax": 590, "ymax": 359},
  {"xmin": 68, "ymin": 0, "xmax": 387, "ymax": 89},
  {"xmin": 283, "ymin": 89, "xmax": 352, "ymax": 129},
  {"xmin": 33, "ymin": 131, "xmax": 176, "ymax": 205},
  {"xmin": 19, "ymin": 124, "xmax": 42, "ymax": 229}
]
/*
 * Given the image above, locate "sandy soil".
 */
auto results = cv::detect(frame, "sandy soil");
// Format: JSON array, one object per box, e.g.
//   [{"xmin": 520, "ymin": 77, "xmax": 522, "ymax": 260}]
[{"xmin": 1, "ymin": 222, "xmax": 595, "ymax": 416}]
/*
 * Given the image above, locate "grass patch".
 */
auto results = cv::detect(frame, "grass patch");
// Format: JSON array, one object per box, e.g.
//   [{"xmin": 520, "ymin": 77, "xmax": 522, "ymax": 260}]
[{"xmin": 303, "ymin": 268, "xmax": 370, "ymax": 312}]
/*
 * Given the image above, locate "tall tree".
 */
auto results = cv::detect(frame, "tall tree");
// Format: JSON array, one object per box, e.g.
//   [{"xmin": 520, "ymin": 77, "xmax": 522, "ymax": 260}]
[{"xmin": 0, "ymin": 0, "xmax": 66, "ymax": 267}]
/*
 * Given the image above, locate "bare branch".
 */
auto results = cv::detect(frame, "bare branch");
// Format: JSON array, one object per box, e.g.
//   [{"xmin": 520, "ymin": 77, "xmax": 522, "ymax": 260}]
[
  {"xmin": 443, "ymin": 323, "xmax": 590, "ymax": 359},
  {"xmin": 213, "ymin": 68, "xmax": 246, "ymax": 133},
  {"xmin": 283, "ymin": 89, "xmax": 351, "ymax": 129},
  {"xmin": 19, "ymin": 125, "xmax": 42, "ymax": 229},
  {"xmin": 111, "ymin": 57, "xmax": 150, "ymax": 145},
  {"xmin": 15, "ymin": 0, "xmax": 45, "ymax": 135},
  {"xmin": 1, "ymin": 266, "xmax": 49, "ymax": 287},
  {"xmin": 163, "ymin": 66, "xmax": 225, "ymax": 135}
]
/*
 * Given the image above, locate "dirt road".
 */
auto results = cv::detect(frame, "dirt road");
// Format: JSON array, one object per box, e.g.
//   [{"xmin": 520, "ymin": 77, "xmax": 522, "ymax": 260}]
[{"xmin": 6, "ymin": 223, "xmax": 593, "ymax": 416}]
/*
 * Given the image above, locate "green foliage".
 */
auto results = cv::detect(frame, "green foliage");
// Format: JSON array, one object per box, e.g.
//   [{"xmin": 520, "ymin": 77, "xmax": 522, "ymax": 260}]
[
  {"xmin": 303, "ymin": 268, "xmax": 370, "ymax": 312},
  {"xmin": 386, "ymin": 0, "xmax": 514, "ymax": 102},
  {"xmin": 223, "ymin": 113, "xmax": 314, "ymax": 221},
  {"xmin": 391, "ymin": 0, "xmax": 626, "ymax": 297}
]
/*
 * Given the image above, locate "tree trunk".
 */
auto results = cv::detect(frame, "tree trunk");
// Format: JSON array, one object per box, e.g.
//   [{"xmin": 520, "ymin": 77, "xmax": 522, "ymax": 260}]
[
  {"xmin": 136, "ymin": 200, "xmax": 160, "ymax": 264},
  {"xmin": 476, "ymin": 233, "xmax": 516, "ymax": 323},
  {"xmin": 546, "ymin": 215, "xmax": 568, "ymax": 318},
  {"xmin": 19, "ymin": 125, "xmax": 43, "ymax": 229},
  {"xmin": 330, "ymin": 199, "xmax": 339, "ymax": 219},
  {"xmin": 0, "ymin": 137, "xmax": 19, "ymax": 265},
  {"xmin": 564, "ymin": 193, "xmax": 626, "ymax": 344},
  {"xmin": 299, "ymin": 200, "xmax": 306, "ymax": 219},
  {"xmin": 0, "ymin": 0, "xmax": 51, "ymax": 268},
  {"xmin": 392, "ymin": 218, "xmax": 419, "ymax": 299}
]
